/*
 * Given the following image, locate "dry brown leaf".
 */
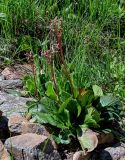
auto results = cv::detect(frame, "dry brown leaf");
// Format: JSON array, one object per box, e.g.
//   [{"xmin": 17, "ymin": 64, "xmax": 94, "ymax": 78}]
[{"xmin": 77, "ymin": 128, "xmax": 98, "ymax": 153}]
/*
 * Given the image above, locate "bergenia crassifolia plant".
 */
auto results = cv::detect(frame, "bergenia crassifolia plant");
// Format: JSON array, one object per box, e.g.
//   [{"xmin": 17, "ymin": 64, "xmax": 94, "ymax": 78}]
[{"xmin": 26, "ymin": 17, "xmax": 124, "ymax": 152}]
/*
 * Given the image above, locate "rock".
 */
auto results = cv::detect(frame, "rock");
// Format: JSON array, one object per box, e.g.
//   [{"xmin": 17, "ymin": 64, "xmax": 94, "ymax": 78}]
[
  {"xmin": 41, "ymin": 150, "xmax": 61, "ymax": 160},
  {"xmin": 21, "ymin": 122, "xmax": 49, "ymax": 136},
  {"xmin": 5, "ymin": 133, "xmax": 61, "ymax": 160},
  {"xmin": 8, "ymin": 115, "xmax": 28, "ymax": 135},
  {"xmin": 73, "ymin": 151, "xmax": 91, "ymax": 160},
  {"xmin": 0, "ymin": 140, "xmax": 4, "ymax": 157},
  {"xmin": 65, "ymin": 151, "xmax": 74, "ymax": 160},
  {"xmin": 0, "ymin": 116, "xmax": 10, "ymax": 141},
  {"xmin": 0, "ymin": 91, "xmax": 32, "ymax": 117},
  {"xmin": 104, "ymin": 143, "xmax": 125, "ymax": 160},
  {"xmin": 0, "ymin": 75, "xmax": 5, "ymax": 81},
  {"xmin": 1, "ymin": 65, "xmax": 32, "ymax": 81},
  {"xmin": 93, "ymin": 143, "xmax": 125, "ymax": 160},
  {"xmin": 8, "ymin": 115, "xmax": 49, "ymax": 136},
  {"xmin": 13, "ymin": 64, "xmax": 32, "ymax": 76},
  {"xmin": 1, "ymin": 67, "xmax": 22, "ymax": 80},
  {"xmin": 0, "ymin": 80, "xmax": 22, "ymax": 89},
  {"xmin": 0, "ymin": 140, "xmax": 10, "ymax": 160}
]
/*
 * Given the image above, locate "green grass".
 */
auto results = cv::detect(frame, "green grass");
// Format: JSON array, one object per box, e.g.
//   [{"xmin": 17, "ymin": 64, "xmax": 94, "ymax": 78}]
[{"xmin": 0, "ymin": 0, "xmax": 125, "ymax": 99}]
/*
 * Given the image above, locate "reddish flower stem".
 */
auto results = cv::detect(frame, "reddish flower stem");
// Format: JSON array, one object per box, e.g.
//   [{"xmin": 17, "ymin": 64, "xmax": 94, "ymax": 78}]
[
  {"xmin": 50, "ymin": 59, "xmax": 59, "ymax": 97},
  {"xmin": 42, "ymin": 48, "xmax": 59, "ymax": 97},
  {"xmin": 53, "ymin": 18, "xmax": 74, "ymax": 95}
]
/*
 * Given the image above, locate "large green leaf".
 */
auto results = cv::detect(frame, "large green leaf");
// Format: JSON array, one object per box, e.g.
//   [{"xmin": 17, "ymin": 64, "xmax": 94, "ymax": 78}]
[
  {"xmin": 24, "ymin": 76, "xmax": 36, "ymax": 95},
  {"xmin": 100, "ymin": 95, "xmax": 119, "ymax": 107},
  {"xmin": 84, "ymin": 105, "xmax": 101, "ymax": 128},
  {"xmin": 73, "ymin": 86, "xmax": 79, "ymax": 99},
  {"xmin": 53, "ymin": 130, "xmax": 74, "ymax": 144},
  {"xmin": 77, "ymin": 103, "xmax": 82, "ymax": 117},
  {"xmin": 45, "ymin": 81, "xmax": 58, "ymax": 101},
  {"xmin": 58, "ymin": 97, "xmax": 72, "ymax": 113},
  {"xmin": 27, "ymin": 100, "xmax": 47, "ymax": 113},
  {"xmin": 59, "ymin": 97, "xmax": 81, "ymax": 118},
  {"xmin": 64, "ymin": 81, "xmax": 72, "ymax": 94},
  {"xmin": 36, "ymin": 112, "xmax": 67, "ymax": 129},
  {"xmin": 92, "ymin": 85, "xmax": 103, "ymax": 97},
  {"xmin": 77, "ymin": 128, "xmax": 98, "ymax": 152},
  {"xmin": 62, "ymin": 99, "xmax": 81, "ymax": 119},
  {"xmin": 40, "ymin": 97, "xmax": 58, "ymax": 112},
  {"xmin": 59, "ymin": 91, "xmax": 72, "ymax": 102},
  {"xmin": 26, "ymin": 101, "xmax": 38, "ymax": 109},
  {"xmin": 60, "ymin": 109, "xmax": 71, "ymax": 128},
  {"xmin": 78, "ymin": 90, "xmax": 94, "ymax": 108}
]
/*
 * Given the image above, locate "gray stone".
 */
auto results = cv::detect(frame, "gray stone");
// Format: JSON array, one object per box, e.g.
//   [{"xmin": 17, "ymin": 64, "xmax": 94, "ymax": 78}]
[
  {"xmin": 1, "ymin": 66, "xmax": 32, "ymax": 80},
  {"xmin": 93, "ymin": 143, "xmax": 125, "ymax": 160},
  {"xmin": 5, "ymin": 133, "xmax": 61, "ymax": 160},
  {"xmin": 104, "ymin": 143, "xmax": 125, "ymax": 160},
  {"xmin": 73, "ymin": 151, "xmax": 91, "ymax": 160},
  {"xmin": 0, "ymin": 79, "xmax": 22, "ymax": 89},
  {"xmin": 8, "ymin": 115, "xmax": 28, "ymax": 135},
  {"xmin": 0, "ymin": 140, "xmax": 4, "ymax": 157},
  {"xmin": 8, "ymin": 115, "xmax": 49, "ymax": 136},
  {"xmin": 1, "ymin": 67, "xmax": 23, "ymax": 80},
  {"xmin": 0, "ymin": 140, "xmax": 10, "ymax": 160},
  {"xmin": 0, "ymin": 75, "xmax": 5, "ymax": 81},
  {"xmin": 21, "ymin": 122, "xmax": 49, "ymax": 136},
  {"xmin": 0, "ymin": 91, "xmax": 31, "ymax": 117},
  {"xmin": 39, "ymin": 150, "xmax": 62, "ymax": 160}
]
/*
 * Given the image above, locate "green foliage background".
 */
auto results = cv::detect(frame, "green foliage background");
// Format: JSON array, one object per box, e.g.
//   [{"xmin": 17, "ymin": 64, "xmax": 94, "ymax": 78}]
[{"xmin": 0, "ymin": 0, "xmax": 125, "ymax": 99}]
